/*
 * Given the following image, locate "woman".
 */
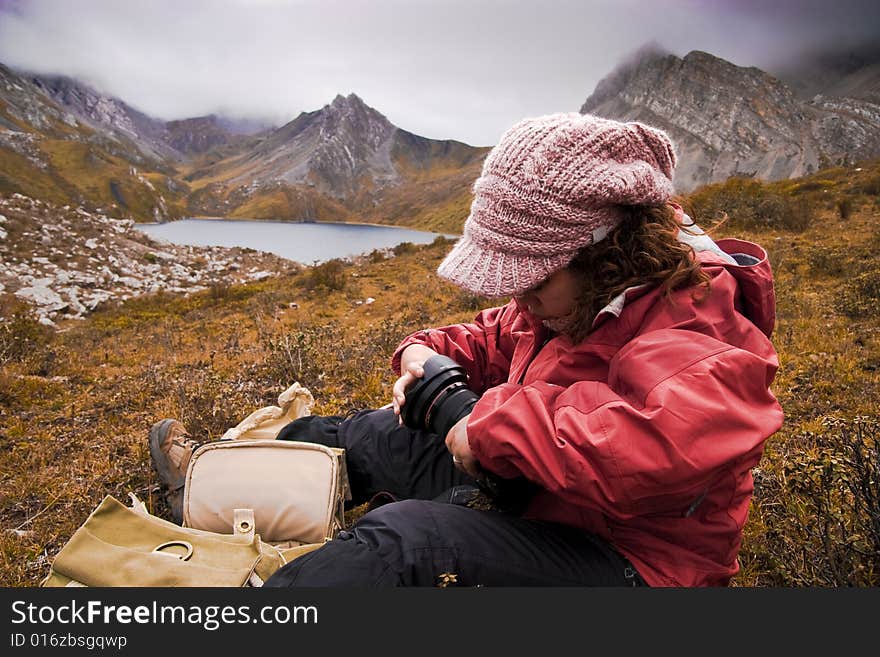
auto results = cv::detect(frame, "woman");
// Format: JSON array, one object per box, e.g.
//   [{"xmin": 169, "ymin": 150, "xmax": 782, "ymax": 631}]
[{"xmin": 265, "ymin": 113, "xmax": 781, "ymax": 587}]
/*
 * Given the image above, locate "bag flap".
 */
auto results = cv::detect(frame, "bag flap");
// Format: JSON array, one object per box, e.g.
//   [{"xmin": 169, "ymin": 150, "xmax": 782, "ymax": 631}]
[
  {"xmin": 45, "ymin": 496, "xmax": 263, "ymax": 587},
  {"xmin": 183, "ymin": 440, "xmax": 343, "ymax": 544}
]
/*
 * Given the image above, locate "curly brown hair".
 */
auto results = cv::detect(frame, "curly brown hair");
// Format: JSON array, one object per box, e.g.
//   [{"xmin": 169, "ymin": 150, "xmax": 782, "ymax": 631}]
[{"xmin": 560, "ymin": 202, "xmax": 712, "ymax": 343}]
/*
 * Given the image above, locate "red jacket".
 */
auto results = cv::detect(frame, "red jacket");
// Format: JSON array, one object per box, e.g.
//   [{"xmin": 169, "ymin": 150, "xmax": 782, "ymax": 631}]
[{"xmin": 392, "ymin": 236, "xmax": 783, "ymax": 587}]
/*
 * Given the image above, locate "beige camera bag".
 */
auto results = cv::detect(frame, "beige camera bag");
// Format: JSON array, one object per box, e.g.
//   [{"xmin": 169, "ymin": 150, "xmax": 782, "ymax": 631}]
[{"xmin": 183, "ymin": 440, "xmax": 350, "ymax": 546}]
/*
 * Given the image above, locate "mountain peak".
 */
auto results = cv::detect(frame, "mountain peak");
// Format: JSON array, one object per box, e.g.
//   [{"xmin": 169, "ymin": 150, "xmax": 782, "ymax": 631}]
[
  {"xmin": 237, "ymin": 92, "xmax": 398, "ymax": 198},
  {"xmin": 581, "ymin": 43, "xmax": 676, "ymax": 114},
  {"xmin": 681, "ymin": 49, "xmax": 765, "ymax": 76},
  {"xmin": 619, "ymin": 40, "xmax": 672, "ymax": 68},
  {"xmin": 329, "ymin": 92, "xmax": 367, "ymax": 110},
  {"xmin": 318, "ymin": 93, "xmax": 392, "ymax": 144},
  {"xmin": 321, "ymin": 92, "xmax": 389, "ymax": 128}
]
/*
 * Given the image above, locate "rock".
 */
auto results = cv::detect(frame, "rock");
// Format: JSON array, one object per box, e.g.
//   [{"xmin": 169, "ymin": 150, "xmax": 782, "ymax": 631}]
[
  {"xmin": 15, "ymin": 284, "xmax": 64, "ymax": 308},
  {"xmin": 5, "ymin": 529, "xmax": 36, "ymax": 540}
]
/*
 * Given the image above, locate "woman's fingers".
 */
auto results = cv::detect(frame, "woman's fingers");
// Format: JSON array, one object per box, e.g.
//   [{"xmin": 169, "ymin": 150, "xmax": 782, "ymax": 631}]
[
  {"xmin": 392, "ymin": 349, "xmax": 433, "ymax": 423},
  {"xmin": 445, "ymin": 414, "xmax": 477, "ymax": 476},
  {"xmin": 402, "ymin": 358, "xmax": 425, "ymax": 380},
  {"xmin": 392, "ymin": 371, "xmax": 417, "ymax": 416},
  {"xmin": 393, "ymin": 362, "xmax": 426, "ymax": 410},
  {"xmin": 399, "ymin": 344, "xmax": 437, "ymax": 379}
]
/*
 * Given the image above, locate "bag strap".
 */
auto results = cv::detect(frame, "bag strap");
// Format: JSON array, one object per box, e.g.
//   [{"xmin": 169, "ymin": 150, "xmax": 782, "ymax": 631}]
[
  {"xmin": 128, "ymin": 492, "xmax": 150, "ymax": 516},
  {"xmin": 329, "ymin": 447, "xmax": 350, "ymax": 540}
]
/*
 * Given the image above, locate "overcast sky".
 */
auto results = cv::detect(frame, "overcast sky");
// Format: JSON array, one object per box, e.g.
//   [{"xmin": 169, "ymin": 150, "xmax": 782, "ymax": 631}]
[{"xmin": 1, "ymin": 0, "xmax": 878, "ymax": 146}]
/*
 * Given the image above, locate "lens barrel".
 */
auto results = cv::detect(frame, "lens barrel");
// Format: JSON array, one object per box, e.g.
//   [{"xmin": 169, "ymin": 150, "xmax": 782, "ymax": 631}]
[{"xmin": 401, "ymin": 355, "xmax": 479, "ymax": 438}]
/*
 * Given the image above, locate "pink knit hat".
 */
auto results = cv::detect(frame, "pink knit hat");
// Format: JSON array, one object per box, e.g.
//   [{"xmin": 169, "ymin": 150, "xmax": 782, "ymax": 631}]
[{"xmin": 437, "ymin": 112, "xmax": 677, "ymax": 297}]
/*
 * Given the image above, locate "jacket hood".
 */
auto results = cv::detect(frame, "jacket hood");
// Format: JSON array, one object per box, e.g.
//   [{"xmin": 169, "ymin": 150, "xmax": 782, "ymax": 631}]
[{"xmin": 708, "ymin": 238, "xmax": 777, "ymax": 338}]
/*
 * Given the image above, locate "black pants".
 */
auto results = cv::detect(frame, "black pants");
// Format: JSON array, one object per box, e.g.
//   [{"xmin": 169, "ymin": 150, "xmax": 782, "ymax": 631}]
[{"xmin": 264, "ymin": 408, "xmax": 644, "ymax": 587}]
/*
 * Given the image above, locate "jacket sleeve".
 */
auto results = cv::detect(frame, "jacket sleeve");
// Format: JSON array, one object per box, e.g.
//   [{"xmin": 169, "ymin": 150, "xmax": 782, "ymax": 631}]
[
  {"xmin": 390, "ymin": 304, "xmax": 517, "ymax": 394},
  {"xmin": 465, "ymin": 328, "xmax": 784, "ymax": 518}
]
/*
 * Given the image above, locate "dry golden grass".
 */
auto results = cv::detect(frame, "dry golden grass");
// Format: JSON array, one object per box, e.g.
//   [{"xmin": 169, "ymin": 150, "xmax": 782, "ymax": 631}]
[
  {"xmin": 228, "ymin": 186, "xmax": 352, "ymax": 223},
  {"xmin": 0, "ymin": 147, "xmax": 70, "ymax": 205},
  {"xmin": 1, "ymin": 161, "xmax": 878, "ymax": 587},
  {"xmin": 0, "ymin": 136, "xmax": 188, "ymax": 223}
]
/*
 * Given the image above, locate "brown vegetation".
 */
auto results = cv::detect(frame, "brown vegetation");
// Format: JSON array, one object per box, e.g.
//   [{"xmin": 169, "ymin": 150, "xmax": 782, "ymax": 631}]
[
  {"xmin": 1, "ymin": 161, "xmax": 878, "ymax": 586},
  {"xmin": 0, "ymin": 131, "xmax": 188, "ymax": 224}
]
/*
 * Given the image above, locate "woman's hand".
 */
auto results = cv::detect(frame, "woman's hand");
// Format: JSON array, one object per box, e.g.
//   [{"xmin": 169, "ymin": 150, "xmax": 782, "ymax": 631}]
[
  {"xmin": 392, "ymin": 344, "xmax": 441, "ymax": 422},
  {"xmin": 446, "ymin": 414, "xmax": 479, "ymax": 479}
]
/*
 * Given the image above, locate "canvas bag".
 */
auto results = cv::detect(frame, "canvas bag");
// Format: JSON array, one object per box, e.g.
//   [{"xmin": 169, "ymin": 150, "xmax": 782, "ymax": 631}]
[
  {"xmin": 42, "ymin": 494, "xmax": 287, "ymax": 587},
  {"xmin": 181, "ymin": 381, "xmax": 351, "ymax": 546},
  {"xmin": 182, "ymin": 440, "xmax": 350, "ymax": 546}
]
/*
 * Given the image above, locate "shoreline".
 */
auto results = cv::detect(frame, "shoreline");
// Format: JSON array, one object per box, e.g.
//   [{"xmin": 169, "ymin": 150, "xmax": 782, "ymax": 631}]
[{"xmin": 137, "ymin": 216, "xmax": 461, "ymax": 238}]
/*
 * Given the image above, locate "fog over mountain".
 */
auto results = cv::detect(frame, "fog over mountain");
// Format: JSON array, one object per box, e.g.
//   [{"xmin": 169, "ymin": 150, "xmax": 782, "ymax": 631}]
[{"xmin": 1, "ymin": 0, "xmax": 878, "ymax": 146}]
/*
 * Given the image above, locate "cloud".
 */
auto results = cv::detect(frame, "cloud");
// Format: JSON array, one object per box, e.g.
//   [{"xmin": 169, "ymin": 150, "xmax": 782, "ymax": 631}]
[{"xmin": 1, "ymin": 0, "xmax": 877, "ymax": 146}]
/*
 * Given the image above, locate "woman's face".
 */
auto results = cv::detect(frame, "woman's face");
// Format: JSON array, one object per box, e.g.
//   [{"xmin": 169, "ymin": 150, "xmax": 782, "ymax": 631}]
[{"xmin": 514, "ymin": 268, "xmax": 580, "ymax": 321}]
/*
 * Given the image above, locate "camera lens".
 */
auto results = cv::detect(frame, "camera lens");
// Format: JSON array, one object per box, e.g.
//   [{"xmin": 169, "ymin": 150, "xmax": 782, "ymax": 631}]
[
  {"xmin": 428, "ymin": 380, "xmax": 478, "ymax": 439},
  {"xmin": 400, "ymin": 354, "xmax": 538, "ymax": 514},
  {"xmin": 401, "ymin": 355, "xmax": 479, "ymax": 437}
]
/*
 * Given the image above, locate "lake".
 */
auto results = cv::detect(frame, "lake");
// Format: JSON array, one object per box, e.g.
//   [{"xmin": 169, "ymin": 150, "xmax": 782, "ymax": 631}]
[{"xmin": 134, "ymin": 218, "xmax": 457, "ymax": 264}]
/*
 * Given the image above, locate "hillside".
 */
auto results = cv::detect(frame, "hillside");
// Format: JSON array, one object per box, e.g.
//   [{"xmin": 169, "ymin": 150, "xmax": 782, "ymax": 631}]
[
  {"xmin": 0, "ymin": 193, "xmax": 299, "ymax": 327},
  {"xmin": 5, "ymin": 46, "xmax": 880, "ymax": 234},
  {"xmin": 0, "ymin": 65, "xmax": 188, "ymax": 223},
  {"xmin": 1, "ymin": 160, "xmax": 878, "ymax": 586},
  {"xmin": 582, "ymin": 48, "xmax": 880, "ymax": 192},
  {"xmin": 183, "ymin": 94, "xmax": 488, "ymax": 233}
]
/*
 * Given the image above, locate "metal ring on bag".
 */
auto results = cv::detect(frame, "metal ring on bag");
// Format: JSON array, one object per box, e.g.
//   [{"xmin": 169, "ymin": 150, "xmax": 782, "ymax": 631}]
[{"xmin": 152, "ymin": 540, "xmax": 194, "ymax": 561}]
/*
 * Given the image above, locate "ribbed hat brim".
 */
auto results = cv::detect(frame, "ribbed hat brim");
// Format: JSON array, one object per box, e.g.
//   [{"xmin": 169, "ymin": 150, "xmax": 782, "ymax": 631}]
[{"xmin": 436, "ymin": 233, "xmax": 574, "ymax": 298}]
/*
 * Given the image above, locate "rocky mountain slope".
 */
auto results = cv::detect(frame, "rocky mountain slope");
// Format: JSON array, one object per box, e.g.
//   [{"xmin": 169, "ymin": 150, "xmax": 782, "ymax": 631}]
[
  {"xmin": 26, "ymin": 75, "xmax": 275, "ymax": 163},
  {"xmin": 184, "ymin": 93, "xmax": 487, "ymax": 226},
  {"xmin": 581, "ymin": 47, "xmax": 880, "ymax": 192},
  {"xmin": 0, "ymin": 64, "xmax": 187, "ymax": 222},
  {"xmin": 1, "ymin": 65, "xmax": 486, "ymax": 231},
  {"xmin": 28, "ymin": 73, "xmax": 183, "ymax": 164}
]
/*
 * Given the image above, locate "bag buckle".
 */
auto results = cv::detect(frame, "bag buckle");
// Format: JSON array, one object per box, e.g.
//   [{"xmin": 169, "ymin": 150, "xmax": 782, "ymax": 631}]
[{"xmin": 152, "ymin": 540, "xmax": 194, "ymax": 561}]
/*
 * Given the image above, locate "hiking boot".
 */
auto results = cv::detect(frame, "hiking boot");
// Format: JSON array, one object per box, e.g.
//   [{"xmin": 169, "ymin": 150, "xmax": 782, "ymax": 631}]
[{"xmin": 149, "ymin": 419, "xmax": 199, "ymax": 524}]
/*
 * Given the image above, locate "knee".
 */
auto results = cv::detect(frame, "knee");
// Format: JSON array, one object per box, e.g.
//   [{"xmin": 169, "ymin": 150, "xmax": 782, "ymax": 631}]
[{"xmin": 348, "ymin": 499, "xmax": 433, "ymax": 549}]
